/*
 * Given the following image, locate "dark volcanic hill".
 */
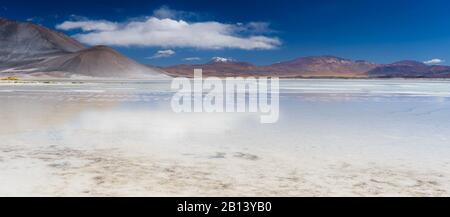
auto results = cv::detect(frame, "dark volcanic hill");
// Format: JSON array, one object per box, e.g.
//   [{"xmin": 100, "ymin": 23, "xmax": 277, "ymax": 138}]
[
  {"xmin": 0, "ymin": 17, "xmax": 168, "ymax": 79},
  {"xmin": 0, "ymin": 18, "xmax": 85, "ymax": 66},
  {"xmin": 165, "ymin": 56, "xmax": 379, "ymax": 78},
  {"xmin": 13, "ymin": 46, "xmax": 167, "ymax": 78}
]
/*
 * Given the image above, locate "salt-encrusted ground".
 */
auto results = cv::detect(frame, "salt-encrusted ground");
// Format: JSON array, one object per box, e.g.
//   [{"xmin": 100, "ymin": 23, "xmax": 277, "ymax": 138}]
[{"xmin": 1, "ymin": 80, "xmax": 450, "ymax": 196}]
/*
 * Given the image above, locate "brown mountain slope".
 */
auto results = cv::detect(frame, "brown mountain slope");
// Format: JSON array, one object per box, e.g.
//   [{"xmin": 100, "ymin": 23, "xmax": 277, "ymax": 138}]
[
  {"xmin": 165, "ymin": 56, "xmax": 379, "ymax": 78},
  {"xmin": 368, "ymin": 60, "xmax": 450, "ymax": 78},
  {"xmin": 165, "ymin": 59, "xmax": 265, "ymax": 77},
  {"xmin": 268, "ymin": 56, "xmax": 379, "ymax": 77},
  {"xmin": 14, "ymin": 46, "xmax": 168, "ymax": 78},
  {"xmin": 0, "ymin": 17, "xmax": 168, "ymax": 79}
]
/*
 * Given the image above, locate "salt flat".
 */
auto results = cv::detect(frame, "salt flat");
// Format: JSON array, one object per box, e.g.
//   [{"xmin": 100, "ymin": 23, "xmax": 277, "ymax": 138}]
[{"xmin": 1, "ymin": 79, "xmax": 450, "ymax": 196}]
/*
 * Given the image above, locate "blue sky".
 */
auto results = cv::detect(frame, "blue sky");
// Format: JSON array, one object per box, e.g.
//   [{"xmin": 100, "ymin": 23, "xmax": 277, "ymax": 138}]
[{"xmin": 1, "ymin": 0, "xmax": 450, "ymax": 66}]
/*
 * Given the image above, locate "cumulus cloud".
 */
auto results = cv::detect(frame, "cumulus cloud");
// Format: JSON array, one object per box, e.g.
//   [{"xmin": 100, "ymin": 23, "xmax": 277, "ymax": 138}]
[
  {"xmin": 55, "ymin": 8, "xmax": 280, "ymax": 50},
  {"xmin": 211, "ymin": 57, "xmax": 235, "ymax": 63},
  {"xmin": 153, "ymin": 5, "xmax": 181, "ymax": 19},
  {"xmin": 424, "ymin": 58, "xmax": 445, "ymax": 65},
  {"xmin": 238, "ymin": 22, "xmax": 273, "ymax": 34},
  {"xmin": 147, "ymin": 49, "xmax": 176, "ymax": 59},
  {"xmin": 152, "ymin": 5, "xmax": 201, "ymax": 20},
  {"xmin": 183, "ymin": 57, "xmax": 201, "ymax": 61},
  {"xmin": 56, "ymin": 20, "xmax": 117, "ymax": 31},
  {"xmin": 153, "ymin": 6, "xmax": 177, "ymax": 19}
]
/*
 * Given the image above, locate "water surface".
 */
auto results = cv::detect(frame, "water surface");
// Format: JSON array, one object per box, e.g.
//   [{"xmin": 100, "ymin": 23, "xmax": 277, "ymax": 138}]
[{"xmin": 1, "ymin": 79, "xmax": 450, "ymax": 196}]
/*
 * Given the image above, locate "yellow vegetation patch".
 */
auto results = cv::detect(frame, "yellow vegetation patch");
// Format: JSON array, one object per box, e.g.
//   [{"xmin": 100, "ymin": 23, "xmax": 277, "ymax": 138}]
[{"xmin": 0, "ymin": 77, "xmax": 20, "ymax": 81}]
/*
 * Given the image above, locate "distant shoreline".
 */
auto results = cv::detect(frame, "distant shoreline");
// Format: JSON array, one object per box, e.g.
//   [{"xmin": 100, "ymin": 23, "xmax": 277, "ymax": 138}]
[{"xmin": 2, "ymin": 77, "xmax": 450, "ymax": 85}]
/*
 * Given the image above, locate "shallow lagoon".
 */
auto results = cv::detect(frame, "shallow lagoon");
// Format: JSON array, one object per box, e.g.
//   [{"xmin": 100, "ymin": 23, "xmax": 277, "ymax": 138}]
[{"xmin": 1, "ymin": 79, "xmax": 450, "ymax": 196}]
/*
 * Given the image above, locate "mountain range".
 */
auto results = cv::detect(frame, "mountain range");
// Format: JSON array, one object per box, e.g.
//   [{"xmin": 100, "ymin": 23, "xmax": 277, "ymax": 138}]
[
  {"xmin": 1, "ymin": 17, "xmax": 450, "ymax": 79},
  {"xmin": 0, "ymin": 17, "xmax": 167, "ymax": 79},
  {"xmin": 166, "ymin": 56, "xmax": 450, "ymax": 78}
]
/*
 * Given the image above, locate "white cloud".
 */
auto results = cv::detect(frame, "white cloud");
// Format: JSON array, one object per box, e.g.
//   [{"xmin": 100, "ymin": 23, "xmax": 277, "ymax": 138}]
[
  {"xmin": 147, "ymin": 49, "xmax": 176, "ymax": 59},
  {"xmin": 56, "ymin": 20, "xmax": 117, "ymax": 31},
  {"xmin": 239, "ymin": 22, "xmax": 273, "ymax": 34},
  {"xmin": 211, "ymin": 57, "xmax": 235, "ymax": 63},
  {"xmin": 183, "ymin": 57, "xmax": 201, "ymax": 61},
  {"xmin": 152, "ymin": 5, "xmax": 199, "ymax": 20},
  {"xmin": 56, "ymin": 11, "xmax": 280, "ymax": 50},
  {"xmin": 153, "ymin": 5, "xmax": 178, "ymax": 19},
  {"xmin": 424, "ymin": 58, "xmax": 445, "ymax": 65}
]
